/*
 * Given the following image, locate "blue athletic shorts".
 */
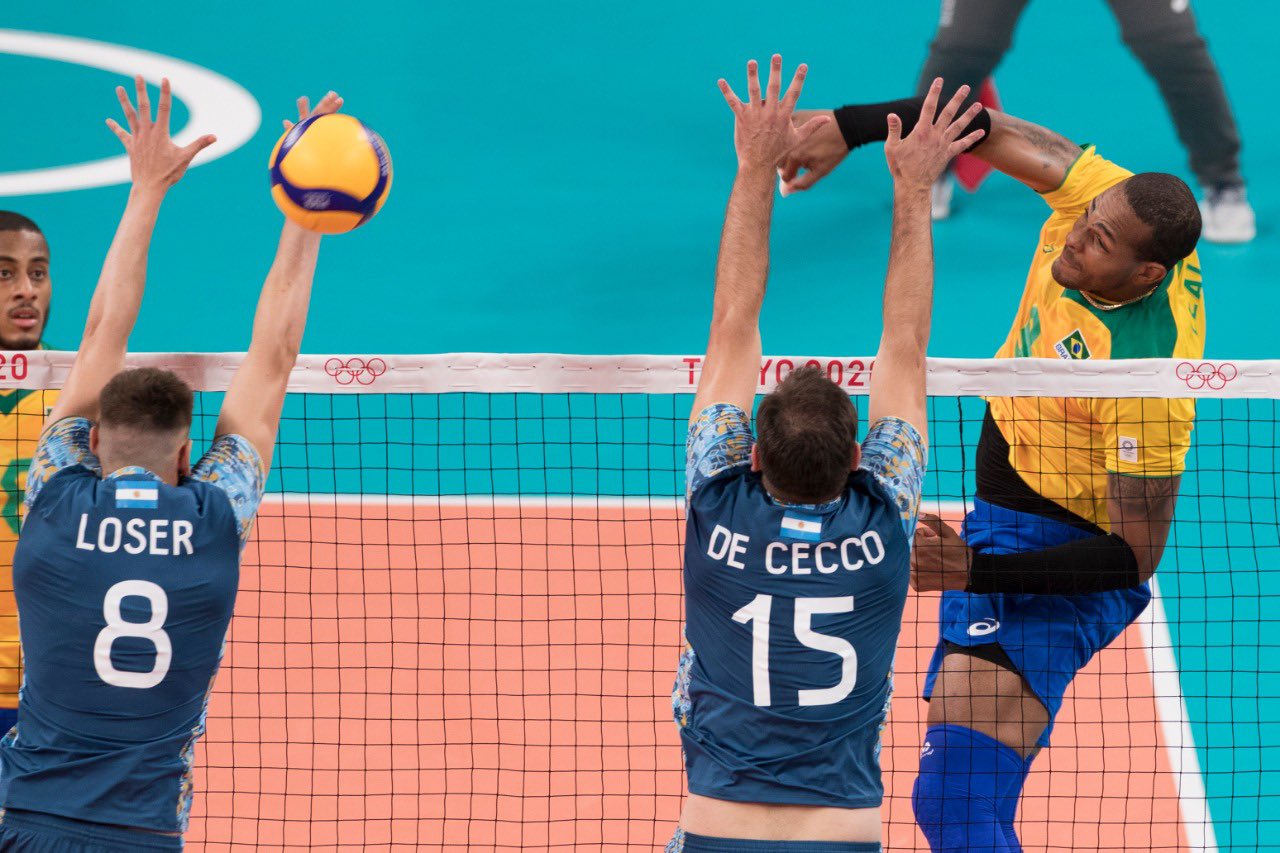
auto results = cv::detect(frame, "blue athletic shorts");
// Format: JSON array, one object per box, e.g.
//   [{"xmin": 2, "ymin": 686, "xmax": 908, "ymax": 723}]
[
  {"xmin": 922, "ymin": 498, "xmax": 1151, "ymax": 747},
  {"xmin": 666, "ymin": 829, "xmax": 881, "ymax": 852},
  {"xmin": 0, "ymin": 809, "xmax": 183, "ymax": 852}
]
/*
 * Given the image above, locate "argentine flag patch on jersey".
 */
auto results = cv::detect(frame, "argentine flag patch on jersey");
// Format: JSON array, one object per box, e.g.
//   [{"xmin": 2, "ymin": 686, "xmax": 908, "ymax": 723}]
[
  {"xmin": 779, "ymin": 511, "xmax": 822, "ymax": 542},
  {"xmin": 116, "ymin": 481, "xmax": 159, "ymax": 509}
]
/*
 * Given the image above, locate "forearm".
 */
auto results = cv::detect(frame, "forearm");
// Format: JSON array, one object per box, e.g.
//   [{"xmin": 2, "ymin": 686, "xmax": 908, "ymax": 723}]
[
  {"xmin": 51, "ymin": 185, "xmax": 167, "ymax": 422},
  {"xmin": 833, "ymin": 96, "xmax": 1075, "ymax": 192},
  {"xmin": 83, "ymin": 186, "xmax": 166, "ymax": 340},
  {"xmin": 1107, "ymin": 473, "xmax": 1179, "ymax": 581},
  {"xmin": 969, "ymin": 110, "xmax": 1079, "ymax": 192},
  {"xmin": 249, "ymin": 222, "xmax": 321, "ymax": 366},
  {"xmin": 965, "ymin": 532, "xmax": 1144, "ymax": 595},
  {"xmin": 834, "ymin": 94, "xmax": 991, "ymax": 156},
  {"xmin": 880, "ymin": 184, "xmax": 935, "ymax": 352},
  {"xmin": 214, "ymin": 223, "xmax": 320, "ymax": 457},
  {"xmin": 712, "ymin": 167, "xmax": 775, "ymax": 321}
]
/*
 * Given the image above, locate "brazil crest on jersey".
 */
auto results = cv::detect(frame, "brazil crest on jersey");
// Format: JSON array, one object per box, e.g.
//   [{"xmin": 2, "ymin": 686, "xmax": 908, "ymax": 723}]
[{"xmin": 674, "ymin": 404, "xmax": 926, "ymax": 808}]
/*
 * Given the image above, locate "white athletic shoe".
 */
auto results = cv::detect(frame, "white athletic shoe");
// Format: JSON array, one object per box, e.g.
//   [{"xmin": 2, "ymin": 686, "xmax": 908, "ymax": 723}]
[
  {"xmin": 931, "ymin": 174, "xmax": 954, "ymax": 221},
  {"xmin": 1200, "ymin": 184, "xmax": 1257, "ymax": 244}
]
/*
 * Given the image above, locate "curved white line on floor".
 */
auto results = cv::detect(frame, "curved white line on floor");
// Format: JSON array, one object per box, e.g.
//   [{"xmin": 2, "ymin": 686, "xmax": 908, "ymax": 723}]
[{"xmin": 0, "ymin": 29, "xmax": 261, "ymax": 196}]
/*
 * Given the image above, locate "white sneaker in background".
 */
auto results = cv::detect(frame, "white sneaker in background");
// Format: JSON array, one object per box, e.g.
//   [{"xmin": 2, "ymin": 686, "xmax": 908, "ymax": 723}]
[
  {"xmin": 931, "ymin": 174, "xmax": 954, "ymax": 221},
  {"xmin": 1200, "ymin": 184, "xmax": 1257, "ymax": 244}
]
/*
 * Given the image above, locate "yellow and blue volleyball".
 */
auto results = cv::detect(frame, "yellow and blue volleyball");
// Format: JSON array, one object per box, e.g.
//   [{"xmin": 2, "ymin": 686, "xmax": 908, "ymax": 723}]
[{"xmin": 269, "ymin": 114, "xmax": 392, "ymax": 234}]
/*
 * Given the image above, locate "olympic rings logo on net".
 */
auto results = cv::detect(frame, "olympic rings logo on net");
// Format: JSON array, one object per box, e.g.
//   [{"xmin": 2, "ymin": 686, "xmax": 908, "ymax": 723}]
[
  {"xmin": 324, "ymin": 357, "xmax": 388, "ymax": 385},
  {"xmin": 1176, "ymin": 361, "xmax": 1238, "ymax": 390}
]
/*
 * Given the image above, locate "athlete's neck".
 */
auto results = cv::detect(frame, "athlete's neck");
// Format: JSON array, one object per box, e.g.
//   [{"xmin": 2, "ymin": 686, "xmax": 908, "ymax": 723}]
[
  {"xmin": 99, "ymin": 459, "xmax": 181, "ymax": 487},
  {"xmin": 760, "ymin": 474, "xmax": 840, "ymax": 507}
]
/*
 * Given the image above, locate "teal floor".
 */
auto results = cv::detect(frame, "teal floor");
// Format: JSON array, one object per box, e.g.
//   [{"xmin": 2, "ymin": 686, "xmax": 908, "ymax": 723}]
[
  {"xmin": 3, "ymin": 1, "xmax": 1276, "ymax": 359},
  {"xmin": 4, "ymin": 2, "xmax": 1278, "ymax": 848}
]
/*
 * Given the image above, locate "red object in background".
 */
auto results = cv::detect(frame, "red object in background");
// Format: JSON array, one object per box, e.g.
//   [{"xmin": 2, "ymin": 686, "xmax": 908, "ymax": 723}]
[{"xmin": 953, "ymin": 78, "xmax": 1002, "ymax": 193}]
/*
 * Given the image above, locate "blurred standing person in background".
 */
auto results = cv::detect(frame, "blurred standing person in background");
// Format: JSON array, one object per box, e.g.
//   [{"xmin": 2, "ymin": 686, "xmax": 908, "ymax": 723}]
[{"xmin": 919, "ymin": 0, "xmax": 1254, "ymax": 243}]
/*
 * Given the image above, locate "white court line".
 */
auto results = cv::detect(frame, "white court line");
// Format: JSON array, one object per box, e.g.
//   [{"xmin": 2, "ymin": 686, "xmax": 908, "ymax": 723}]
[
  {"xmin": 262, "ymin": 492, "xmax": 687, "ymax": 510},
  {"xmin": 1140, "ymin": 577, "xmax": 1220, "ymax": 852},
  {"xmin": 262, "ymin": 494, "xmax": 972, "ymax": 513},
  {"xmin": 0, "ymin": 30, "xmax": 260, "ymax": 196}
]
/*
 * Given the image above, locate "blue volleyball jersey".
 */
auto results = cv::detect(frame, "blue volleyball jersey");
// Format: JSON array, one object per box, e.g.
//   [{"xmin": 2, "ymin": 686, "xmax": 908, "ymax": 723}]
[
  {"xmin": 0, "ymin": 417, "xmax": 265, "ymax": 834},
  {"xmin": 674, "ymin": 403, "xmax": 926, "ymax": 808}
]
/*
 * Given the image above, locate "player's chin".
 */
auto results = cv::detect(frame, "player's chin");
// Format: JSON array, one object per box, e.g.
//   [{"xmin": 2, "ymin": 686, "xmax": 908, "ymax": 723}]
[
  {"xmin": 1051, "ymin": 257, "xmax": 1082, "ymax": 290},
  {"xmin": 0, "ymin": 327, "xmax": 40, "ymax": 350}
]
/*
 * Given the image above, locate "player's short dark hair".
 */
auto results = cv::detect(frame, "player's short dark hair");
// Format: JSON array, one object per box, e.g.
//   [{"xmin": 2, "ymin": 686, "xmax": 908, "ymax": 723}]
[
  {"xmin": 1122, "ymin": 173, "xmax": 1201, "ymax": 270},
  {"xmin": 755, "ymin": 366, "xmax": 859, "ymax": 504},
  {"xmin": 0, "ymin": 211, "xmax": 42, "ymax": 236},
  {"xmin": 99, "ymin": 368, "xmax": 193, "ymax": 434}
]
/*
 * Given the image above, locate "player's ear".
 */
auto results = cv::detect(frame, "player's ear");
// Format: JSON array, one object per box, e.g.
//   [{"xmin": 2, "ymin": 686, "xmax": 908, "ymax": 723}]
[
  {"xmin": 850, "ymin": 443, "xmax": 861, "ymax": 472},
  {"xmin": 750, "ymin": 444, "xmax": 762, "ymax": 472},
  {"xmin": 1135, "ymin": 261, "xmax": 1166, "ymax": 288},
  {"xmin": 177, "ymin": 438, "xmax": 192, "ymax": 479},
  {"xmin": 89, "ymin": 424, "xmax": 100, "ymax": 455}
]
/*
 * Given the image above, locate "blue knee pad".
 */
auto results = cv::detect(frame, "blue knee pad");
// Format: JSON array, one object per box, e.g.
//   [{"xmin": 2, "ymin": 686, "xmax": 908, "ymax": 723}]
[{"xmin": 912, "ymin": 725, "xmax": 1032, "ymax": 853}]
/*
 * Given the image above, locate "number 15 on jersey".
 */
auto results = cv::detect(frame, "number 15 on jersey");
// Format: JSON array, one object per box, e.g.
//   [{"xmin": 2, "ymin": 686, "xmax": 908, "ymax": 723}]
[{"xmin": 732, "ymin": 594, "xmax": 857, "ymax": 708}]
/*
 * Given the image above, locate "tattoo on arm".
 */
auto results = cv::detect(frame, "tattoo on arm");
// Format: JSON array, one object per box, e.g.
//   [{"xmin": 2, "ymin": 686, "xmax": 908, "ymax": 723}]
[
  {"xmin": 1004, "ymin": 114, "xmax": 1079, "ymax": 168},
  {"xmin": 1109, "ymin": 474, "xmax": 1181, "ymax": 579},
  {"xmin": 978, "ymin": 110, "xmax": 1080, "ymax": 192}
]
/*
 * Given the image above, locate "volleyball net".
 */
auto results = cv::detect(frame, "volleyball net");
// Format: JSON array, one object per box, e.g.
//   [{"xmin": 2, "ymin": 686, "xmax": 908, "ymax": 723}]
[{"xmin": 2, "ymin": 351, "xmax": 1273, "ymax": 851}]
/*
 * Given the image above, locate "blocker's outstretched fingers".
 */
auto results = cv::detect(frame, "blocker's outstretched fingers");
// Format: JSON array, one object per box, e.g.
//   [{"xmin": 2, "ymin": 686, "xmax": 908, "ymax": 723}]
[
  {"xmin": 311, "ymin": 91, "xmax": 343, "ymax": 116},
  {"xmin": 115, "ymin": 85, "xmax": 138, "ymax": 133},
  {"xmin": 182, "ymin": 134, "xmax": 218, "ymax": 159},
  {"xmin": 718, "ymin": 78, "xmax": 744, "ymax": 114},
  {"xmin": 780, "ymin": 62, "xmax": 808, "ymax": 112},
  {"xmin": 156, "ymin": 78, "xmax": 173, "ymax": 134},
  {"xmin": 949, "ymin": 130, "xmax": 987, "ymax": 158},
  {"xmin": 886, "ymin": 113, "xmax": 903, "ymax": 146},
  {"xmin": 745, "ymin": 59, "xmax": 761, "ymax": 108},
  {"xmin": 944, "ymin": 102, "xmax": 985, "ymax": 142},
  {"xmin": 935, "ymin": 84, "xmax": 970, "ymax": 130},
  {"xmin": 134, "ymin": 74, "xmax": 151, "ymax": 124},
  {"xmin": 917, "ymin": 77, "xmax": 943, "ymax": 134},
  {"xmin": 765, "ymin": 54, "xmax": 782, "ymax": 105},
  {"xmin": 105, "ymin": 118, "xmax": 130, "ymax": 146}
]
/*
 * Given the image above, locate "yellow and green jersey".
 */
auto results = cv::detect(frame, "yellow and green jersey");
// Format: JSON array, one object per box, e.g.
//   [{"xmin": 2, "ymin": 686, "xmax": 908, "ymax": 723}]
[
  {"xmin": 0, "ymin": 347, "xmax": 57, "ymax": 708},
  {"xmin": 990, "ymin": 147, "xmax": 1205, "ymax": 528}
]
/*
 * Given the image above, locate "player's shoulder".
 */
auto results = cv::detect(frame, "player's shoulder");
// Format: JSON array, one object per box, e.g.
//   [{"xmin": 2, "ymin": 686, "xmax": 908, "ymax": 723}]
[
  {"xmin": 686, "ymin": 459, "xmax": 755, "ymax": 511},
  {"xmin": 686, "ymin": 402, "xmax": 754, "ymax": 500},
  {"xmin": 1040, "ymin": 146, "xmax": 1133, "ymax": 216}
]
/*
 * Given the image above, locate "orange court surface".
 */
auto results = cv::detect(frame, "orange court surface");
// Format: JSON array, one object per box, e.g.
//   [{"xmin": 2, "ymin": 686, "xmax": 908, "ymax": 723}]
[{"xmin": 187, "ymin": 498, "xmax": 1199, "ymax": 852}]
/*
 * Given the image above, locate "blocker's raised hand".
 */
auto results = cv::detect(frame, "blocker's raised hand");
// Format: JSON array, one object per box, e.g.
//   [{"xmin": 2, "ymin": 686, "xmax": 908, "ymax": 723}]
[
  {"xmin": 718, "ymin": 55, "xmax": 830, "ymax": 174},
  {"xmin": 282, "ymin": 90, "xmax": 345, "ymax": 132},
  {"xmin": 106, "ymin": 76, "xmax": 216, "ymax": 190},
  {"xmin": 884, "ymin": 78, "xmax": 985, "ymax": 191}
]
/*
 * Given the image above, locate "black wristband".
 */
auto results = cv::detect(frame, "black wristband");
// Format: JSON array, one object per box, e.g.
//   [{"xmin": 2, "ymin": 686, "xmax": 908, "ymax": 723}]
[
  {"xmin": 833, "ymin": 95, "xmax": 991, "ymax": 152},
  {"xmin": 965, "ymin": 533, "xmax": 1143, "ymax": 595}
]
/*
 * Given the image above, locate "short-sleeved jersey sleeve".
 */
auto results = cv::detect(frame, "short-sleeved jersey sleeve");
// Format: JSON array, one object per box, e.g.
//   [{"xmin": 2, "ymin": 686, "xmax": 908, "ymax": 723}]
[
  {"xmin": 190, "ymin": 434, "xmax": 267, "ymax": 546},
  {"xmin": 1040, "ymin": 146, "xmax": 1134, "ymax": 219},
  {"xmin": 1091, "ymin": 396, "xmax": 1196, "ymax": 478},
  {"xmin": 686, "ymin": 403, "xmax": 754, "ymax": 499},
  {"xmin": 24, "ymin": 417, "xmax": 101, "ymax": 514},
  {"xmin": 858, "ymin": 416, "xmax": 928, "ymax": 538}
]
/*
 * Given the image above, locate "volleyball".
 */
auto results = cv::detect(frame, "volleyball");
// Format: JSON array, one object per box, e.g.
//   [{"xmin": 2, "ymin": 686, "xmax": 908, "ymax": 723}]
[{"xmin": 269, "ymin": 114, "xmax": 392, "ymax": 234}]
